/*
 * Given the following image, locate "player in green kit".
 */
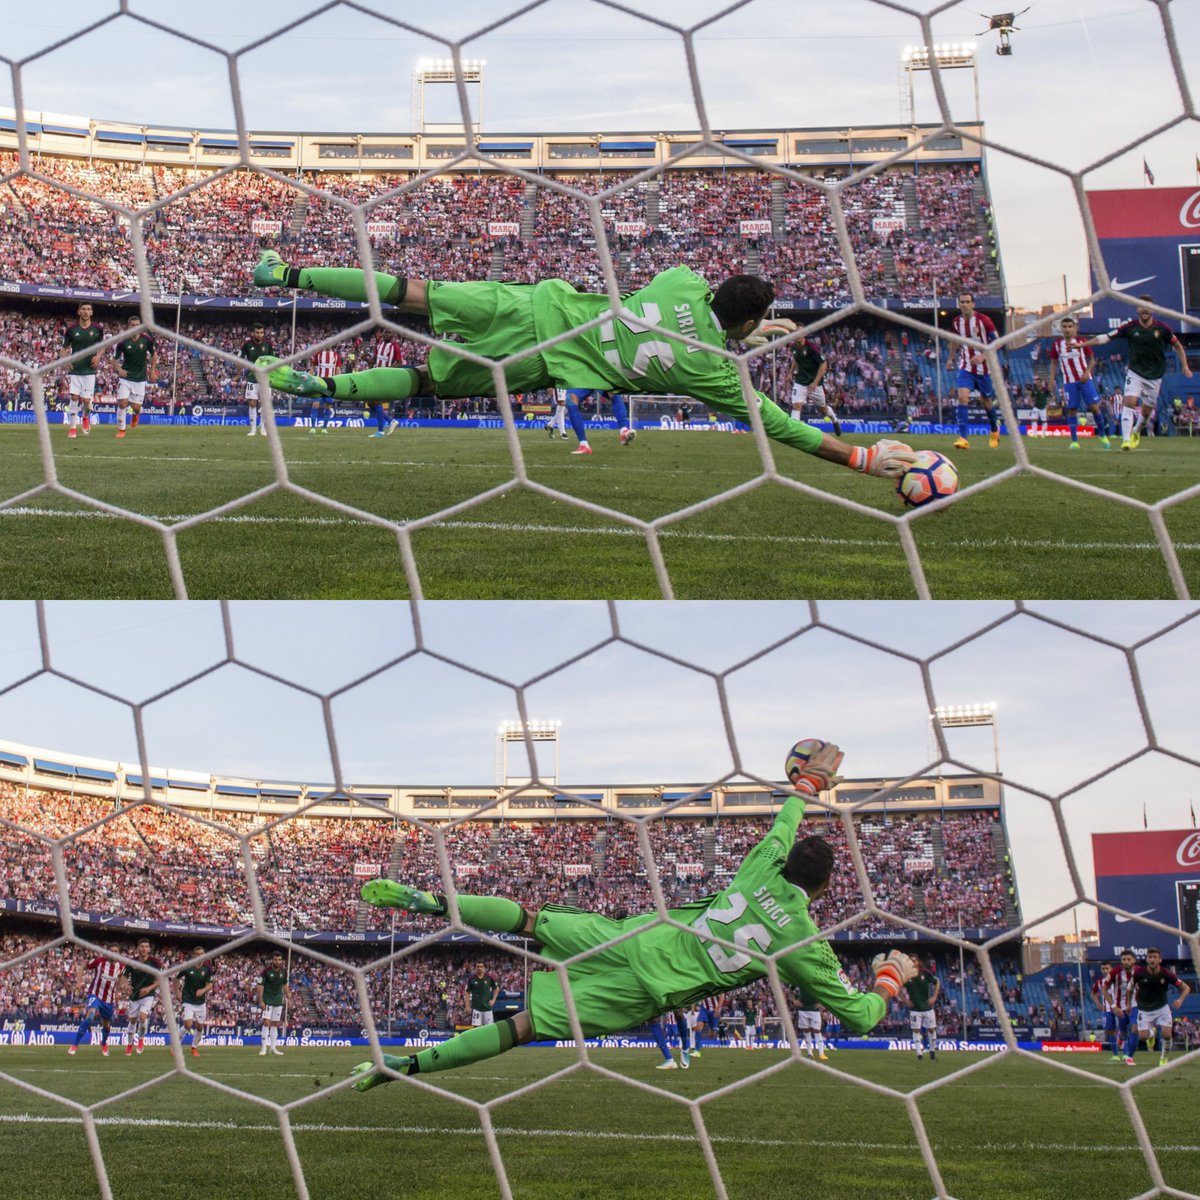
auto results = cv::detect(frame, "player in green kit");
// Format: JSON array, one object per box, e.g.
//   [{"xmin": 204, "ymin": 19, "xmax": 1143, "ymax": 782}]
[
  {"xmin": 241, "ymin": 323, "xmax": 275, "ymax": 437},
  {"xmin": 347, "ymin": 740, "xmax": 916, "ymax": 1090},
  {"xmin": 900, "ymin": 956, "xmax": 940, "ymax": 1061},
  {"xmin": 121, "ymin": 939, "xmax": 163, "ymax": 1056},
  {"xmin": 249, "ymin": 251, "xmax": 918, "ymax": 484},
  {"xmin": 256, "ymin": 951, "xmax": 290, "ymax": 1057},
  {"xmin": 177, "ymin": 953, "xmax": 213, "ymax": 1058},
  {"xmin": 113, "ymin": 314, "xmax": 156, "ymax": 440},
  {"xmin": 62, "ymin": 302, "xmax": 105, "ymax": 439},
  {"xmin": 465, "ymin": 963, "xmax": 499, "ymax": 1026}
]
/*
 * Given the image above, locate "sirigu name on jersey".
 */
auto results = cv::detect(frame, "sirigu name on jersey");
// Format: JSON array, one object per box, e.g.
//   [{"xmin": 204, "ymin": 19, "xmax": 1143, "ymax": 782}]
[
  {"xmin": 751, "ymin": 884, "xmax": 793, "ymax": 928},
  {"xmin": 673, "ymin": 302, "xmax": 704, "ymax": 352}
]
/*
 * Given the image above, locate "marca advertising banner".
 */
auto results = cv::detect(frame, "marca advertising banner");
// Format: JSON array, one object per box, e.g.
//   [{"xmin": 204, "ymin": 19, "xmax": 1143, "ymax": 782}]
[
  {"xmin": 1091, "ymin": 828, "xmax": 1200, "ymax": 957},
  {"xmin": 1084, "ymin": 186, "xmax": 1200, "ymax": 328}
]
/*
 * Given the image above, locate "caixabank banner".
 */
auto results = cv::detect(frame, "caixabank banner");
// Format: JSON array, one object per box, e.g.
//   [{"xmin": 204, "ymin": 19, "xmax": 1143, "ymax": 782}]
[{"xmin": 1092, "ymin": 828, "xmax": 1200, "ymax": 957}]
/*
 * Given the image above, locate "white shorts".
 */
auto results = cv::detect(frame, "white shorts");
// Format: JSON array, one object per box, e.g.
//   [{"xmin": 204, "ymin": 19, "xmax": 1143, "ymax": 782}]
[
  {"xmin": 1124, "ymin": 371, "xmax": 1162, "ymax": 405},
  {"xmin": 471, "ymin": 1009, "xmax": 495, "ymax": 1027},
  {"xmin": 791, "ymin": 383, "xmax": 825, "ymax": 407},
  {"xmin": 117, "ymin": 379, "xmax": 147, "ymax": 404},
  {"xmin": 795, "ymin": 1010, "xmax": 822, "ymax": 1032},
  {"xmin": 68, "ymin": 374, "xmax": 97, "ymax": 399},
  {"xmin": 262, "ymin": 1005, "xmax": 284, "ymax": 1023},
  {"xmin": 246, "ymin": 382, "xmax": 261, "ymax": 401},
  {"xmin": 127, "ymin": 995, "xmax": 156, "ymax": 1018},
  {"xmin": 910, "ymin": 1010, "xmax": 937, "ymax": 1031},
  {"xmin": 181, "ymin": 1002, "xmax": 208, "ymax": 1022},
  {"xmin": 1138, "ymin": 1004, "xmax": 1173, "ymax": 1031}
]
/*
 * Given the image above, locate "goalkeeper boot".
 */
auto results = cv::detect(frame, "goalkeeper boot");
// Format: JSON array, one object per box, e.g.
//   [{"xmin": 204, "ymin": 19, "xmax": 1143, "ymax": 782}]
[
  {"xmin": 256, "ymin": 356, "xmax": 329, "ymax": 399},
  {"xmin": 253, "ymin": 249, "xmax": 290, "ymax": 288},
  {"xmin": 350, "ymin": 1054, "xmax": 413, "ymax": 1091},
  {"xmin": 361, "ymin": 880, "xmax": 445, "ymax": 914},
  {"xmin": 953, "ymin": 437, "xmax": 969, "ymax": 450}
]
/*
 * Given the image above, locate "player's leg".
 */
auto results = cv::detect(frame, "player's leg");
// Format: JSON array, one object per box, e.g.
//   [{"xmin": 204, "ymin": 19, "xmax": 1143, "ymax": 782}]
[
  {"xmin": 1106, "ymin": 1011, "xmax": 1120, "ymax": 1060},
  {"xmin": 953, "ymin": 380, "xmax": 972, "ymax": 450},
  {"xmin": 253, "ymin": 250, "xmax": 428, "ymax": 315},
  {"xmin": 674, "ymin": 1011, "xmax": 690, "ymax": 1068},
  {"xmin": 611, "ymin": 393, "xmax": 636, "ymax": 446},
  {"xmin": 1085, "ymin": 383, "xmax": 1110, "ymax": 448},
  {"xmin": 1157, "ymin": 1016, "xmax": 1171, "ymax": 1065},
  {"xmin": 790, "ymin": 383, "xmax": 806, "ymax": 422},
  {"xmin": 130, "ymin": 401, "xmax": 141, "ymax": 429},
  {"xmin": 814, "ymin": 1024, "xmax": 827, "ymax": 1061},
  {"xmin": 1064, "ymin": 385, "xmax": 1079, "ymax": 447},
  {"xmin": 116, "ymin": 392, "xmax": 129, "ymax": 439},
  {"xmin": 1125, "ymin": 1011, "xmax": 1140, "ymax": 1063},
  {"xmin": 360, "ymin": 879, "xmax": 535, "ymax": 937},
  {"xmin": 651, "ymin": 1018, "xmax": 676, "ymax": 1067},
  {"xmin": 976, "ymin": 375, "xmax": 999, "ymax": 448},
  {"xmin": 563, "ymin": 390, "xmax": 591, "ymax": 454},
  {"xmin": 99, "ymin": 1016, "xmax": 111, "ymax": 1054},
  {"xmin": 66, "ymin": 378, "xmax": 82, "ymax": 437}
]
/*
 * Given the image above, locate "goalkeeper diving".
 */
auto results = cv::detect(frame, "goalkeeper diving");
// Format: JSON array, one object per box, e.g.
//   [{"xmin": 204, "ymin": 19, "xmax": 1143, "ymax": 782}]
[
  {"xmin": 349, "ymin": 740, "xmax": 916, "ymax": 1089},
  {"xmin": 251, "ymin": 251, "xmax": 917, "ymax": 481}
]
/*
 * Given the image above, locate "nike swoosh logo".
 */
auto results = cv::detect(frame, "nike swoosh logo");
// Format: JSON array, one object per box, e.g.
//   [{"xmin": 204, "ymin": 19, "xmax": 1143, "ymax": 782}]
[
  {"xmin": 1114, "ymin": 908, "xmax": 1155, "ymax": 922},
  {"xmin": 1111, "ymin": 275, "xmax": 1155, "ymax": 291},
  {"xmin": 194, "ymin": 298, "xmax": 216, "ymax": 305}
]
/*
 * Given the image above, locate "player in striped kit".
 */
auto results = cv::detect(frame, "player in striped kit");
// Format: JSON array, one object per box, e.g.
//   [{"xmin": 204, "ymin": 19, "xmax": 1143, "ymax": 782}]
[
  {"xmin": 946, "ymin": 293, "xmax": 1001, "ymax": 450},
  {"xmin": 1134, "ymin": 948, "xmax": 1190, "ymax": 1067},
  {"xmin": 1048, "ymin": 316, "xmax": 1111, "ymax": 449},
  {"xmin": 367, "ymin": 332, "xmax": 406, "ymax": 438},
  {"xmin": 69, "ymin": 950, "xmax": 123, "ymax": 1057},
  {"xmin": 1090, "ymin": 961, "xmax": 1118, "ymax": 1058},
  {"xmin": 1107, "ymin": 949, "xmax": 1141, "ymax": 1065},
  {"xmin": 308, "ymin": 346, "xmax": 341, "ymax": 432}
]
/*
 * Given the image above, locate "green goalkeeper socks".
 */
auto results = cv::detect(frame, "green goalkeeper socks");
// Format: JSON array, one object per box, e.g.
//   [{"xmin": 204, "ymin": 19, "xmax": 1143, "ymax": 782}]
[
  {"xmin": 453, "ymin": 895, "xmax": 528, "ymax": 935},
  {"xmin": 409, "ymin": 1016, "xmax": 520, "ymax": 1075},
  {"xmin": 329, "ymin": 367, "xmax": 420, "ymax": 403},
  {"xmin": 292, "ymin": 266, "xmax": 407, "ymax": 306}
]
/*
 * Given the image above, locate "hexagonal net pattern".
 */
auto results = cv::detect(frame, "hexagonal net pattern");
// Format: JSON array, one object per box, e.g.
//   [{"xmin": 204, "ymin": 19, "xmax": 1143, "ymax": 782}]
[
  {"xmin": 1, "ymin": 4, "xmax": 1197, "ymax": 597},
  {"xmin": 1, "ymin": 599, "xmax": 1199, "ymax": 1199}
]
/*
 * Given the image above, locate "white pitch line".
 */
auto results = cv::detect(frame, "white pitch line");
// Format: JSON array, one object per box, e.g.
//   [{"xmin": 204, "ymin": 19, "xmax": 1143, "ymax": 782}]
[
  {"xmin": 0, "ymin": 1113, "xmax": 1194, "ymax": 1153},
  {"xmin": 1, "ymin": 506, "xmax": 1197, "ymax": 553}
]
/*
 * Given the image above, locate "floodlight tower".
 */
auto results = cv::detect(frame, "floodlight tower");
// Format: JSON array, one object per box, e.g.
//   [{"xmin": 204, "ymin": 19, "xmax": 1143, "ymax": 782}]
[
  {"xmin": 900, "ymin": 43, "xmax": 980, "ymax": 126},
  {"xmin": 496, "ymin": 719, "xmax": 561, "ymax": 787},
  {"xmin": 412, "ymin": 57, "xmax": 486, "ymax": 134},
  {"xmin": 931, "ymin": 701, "xmax": 999, "ymax": 774}
]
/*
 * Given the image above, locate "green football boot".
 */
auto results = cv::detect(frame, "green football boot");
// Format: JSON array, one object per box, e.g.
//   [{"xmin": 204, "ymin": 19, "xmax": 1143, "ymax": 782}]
[
  {"xmin": 350, "ymin": 1054, "xmax": 414, "ymax": 1091},
  {"xmin": 253, "ymin": 249, "xmax": 289, "ymax": 287},
  {"xmin": 254, "ymin": 355, "xmax": 330, "ymax": 398},
  {"xmin": 360, "ymin": 880, "xmax": 445, "ymax": 913}
]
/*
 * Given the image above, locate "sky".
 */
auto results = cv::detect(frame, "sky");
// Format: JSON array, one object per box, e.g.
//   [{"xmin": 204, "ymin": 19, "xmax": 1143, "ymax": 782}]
[
  {"xmin": 0, "ymin": 0, "xmax": 1197, "ymax": 310},
  {"xmin": 0, "ymin": 599, "xmax": 1197, "ymax": 939}
]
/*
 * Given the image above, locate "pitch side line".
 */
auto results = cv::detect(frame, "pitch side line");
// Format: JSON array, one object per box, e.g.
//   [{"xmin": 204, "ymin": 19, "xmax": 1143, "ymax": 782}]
[
  {"xmin": 1, "ymin": 506, "xmax": 1196, "ymax": 553},
  {"xmin": 1, "ymin": 1112, "xmax": 1195, "ymax": 1153}
]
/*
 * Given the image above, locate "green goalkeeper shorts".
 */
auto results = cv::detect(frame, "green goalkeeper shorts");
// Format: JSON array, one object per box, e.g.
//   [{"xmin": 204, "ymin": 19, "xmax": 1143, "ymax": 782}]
[
  {"xmin": 526, "ymin": 905, "xmax": 661, "ymax": 1040},
  {"xmin": 426, "ymin": 280, "xmax": 554, "ymax": 399}
]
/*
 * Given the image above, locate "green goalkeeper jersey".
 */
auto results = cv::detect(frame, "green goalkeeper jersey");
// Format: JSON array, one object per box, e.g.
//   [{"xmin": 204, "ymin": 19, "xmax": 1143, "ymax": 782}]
[
  {"xmin": 530, "ymin": 267, "xmax": 776, "ymax": 424},
  {"xmin": 622, "ymin": 793, "xmax": 886, "ymax": 1034}
]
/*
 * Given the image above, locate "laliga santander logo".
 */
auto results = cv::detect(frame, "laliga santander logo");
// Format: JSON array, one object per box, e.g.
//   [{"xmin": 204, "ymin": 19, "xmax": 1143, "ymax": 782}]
[
  {"xmin": 1176, "ymin": 831, "xmax": 1200, "ymax": 867},
  {"xmin": 1180, "ymin": 190, "xmax": 1200, "ymax": 229}
]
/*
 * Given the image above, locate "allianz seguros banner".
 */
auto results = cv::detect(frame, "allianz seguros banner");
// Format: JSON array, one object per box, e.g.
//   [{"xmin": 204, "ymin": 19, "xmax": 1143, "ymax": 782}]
[
  {"xmin": 1085, "ymin": 186, "xmax": 1200, "ymax": 328},
  {"xmin": 1091, "ymin": 828, "xmax": 1200, "ymax": 957}
]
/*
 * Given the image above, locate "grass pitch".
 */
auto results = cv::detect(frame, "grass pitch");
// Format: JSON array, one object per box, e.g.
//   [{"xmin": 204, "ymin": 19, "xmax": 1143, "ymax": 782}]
[
  {"xmin": 2, "ymin": 425, "xmax": 1198, "ymax": 598},
  {"xmin": 0, "ymin": 1044, "xmax": 1196, "ymax": 1200}
]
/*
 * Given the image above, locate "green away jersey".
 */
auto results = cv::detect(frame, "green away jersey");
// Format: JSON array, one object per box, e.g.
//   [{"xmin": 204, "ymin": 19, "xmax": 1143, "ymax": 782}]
[
  {"xmin": 530, "ymin": 267, "xmax": 819, "ymax": 450},
  {"xmin": 622, "ymin": 793, "xmax": 886, "ymax": 1034},
  {"xmin": 123, "ymin": 959, "xmax": 161, "ymax": 999},
  {"xmin": 242, "ymin": 338, "xmax": 275, "ymax": 379},
  {"xmin": 117, "ymin": 333, "xmax": 155, "ymax": 383},
  {"xmin": 791, "ymin": 341, "xmax": 825, "ymax": 386},
  {"xmin": 63, "ymin": 323, "xmax": 104, "ymax": 375},
  {"xmin": 467, "ymin": 975, "xmax": 497, "ymax": 1011},
  {"xmin": 180, "ymin": 965, "xmax": 212, "ymax": 1005},
  {"xmin": 260, "ymin": 968, "xmax": 288, "ymax": 1006},
  {"xmin": 905, "ymin": 970, "xmax": 938, "ymax": 1012}
]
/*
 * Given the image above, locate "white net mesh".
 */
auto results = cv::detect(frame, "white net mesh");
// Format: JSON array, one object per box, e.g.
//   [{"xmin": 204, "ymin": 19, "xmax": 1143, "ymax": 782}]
[
  {"xmin": 0, "ymin": 599, "xmax": 1197, "ymax": 1199},
  {"xmin": 0, "ymin": 4, "xmax": 1196, "ymax": 597}
]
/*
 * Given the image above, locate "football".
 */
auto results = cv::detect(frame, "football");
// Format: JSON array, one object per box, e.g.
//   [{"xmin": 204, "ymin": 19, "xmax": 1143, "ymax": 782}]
[
  {"xmin": 785, "ymin": 738, "xmax": 827, "ymax": 783},
  {"xmin": 896, "ymin": 450, "xmax": 959, "ymax": 509}
]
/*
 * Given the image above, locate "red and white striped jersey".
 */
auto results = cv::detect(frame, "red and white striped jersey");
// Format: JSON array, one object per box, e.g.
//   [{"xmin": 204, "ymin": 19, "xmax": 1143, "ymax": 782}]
[
  {"xmin": 1092, "ymin": 972, "xmax": 1114, "ymax": 1013},
  {"xmin": 312, "ymin": 349, "xmax": 342, "ymax": 379},
  {"xmin": 1108, "ymin": 964, "xmax": 1139, "ymax": 1010},
  {"xmin": 373, "ymin": 339, "xmax": 404, "ymax": 368},
  {"xmin": 951, "ymin": 311, "xmax": 997, "ymax": 373},
  {"xmin": 84, "ymin": 956, "xmax": 123, "ymax": 1004},
  {"xmin": 1049, "ymin": 337, "xmax": 1093, "ymax": 384}
]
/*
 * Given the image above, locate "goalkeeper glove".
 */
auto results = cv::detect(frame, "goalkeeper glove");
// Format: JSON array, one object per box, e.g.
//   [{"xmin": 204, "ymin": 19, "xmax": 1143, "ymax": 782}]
[
  {"xmin": 788, "ymin": 741, "xmax": 844, "ymax": 795},
  {"xmin": 871, "ymin": 950, "xmax": 917, "ymax": 999},
  {"xmin": 256, "ymin": 355, "xmax": 331, "ymax": 399},
  {"xmin": 743, "ymin": 318, "xmax": 798, "ymax": 348},
  {"xmin": 848, "ymin": 439, "xmax": 918, "ymax": 479}
]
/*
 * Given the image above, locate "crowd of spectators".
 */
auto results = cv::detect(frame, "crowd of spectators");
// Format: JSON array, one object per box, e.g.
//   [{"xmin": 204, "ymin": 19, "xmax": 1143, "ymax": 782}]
[{"xmin": 0, "ymin": 155, "xmax": 1000, "ymax": 305}]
